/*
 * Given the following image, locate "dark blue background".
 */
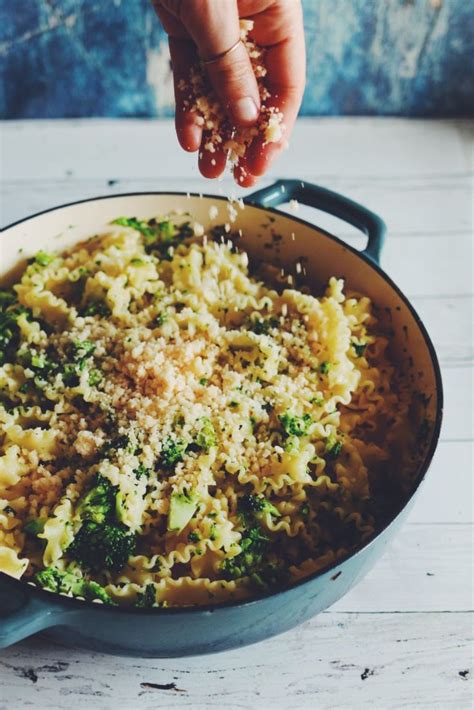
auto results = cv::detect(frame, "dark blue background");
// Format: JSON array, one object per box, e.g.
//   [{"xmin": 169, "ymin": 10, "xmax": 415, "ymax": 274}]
[{"xmin": 1, "ymin": 0, "xmax": 472, "ymax": 119}]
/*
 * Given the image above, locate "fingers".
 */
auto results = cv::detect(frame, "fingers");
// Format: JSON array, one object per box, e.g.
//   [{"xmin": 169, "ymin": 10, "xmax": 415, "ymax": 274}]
[
  {"xmin": 245, "ymin": 85, "xmax": 301, "ymax": 176},
  {"xmin": 183, "ymin": 0, "xmax": 261, "ymax": 127},
  {"xmin": 246, "ymin": 3, "xmax": 306, "ymax": 176},
  {"xmin": 168, "ymin": 37, "xmax": 202, "ymax": 152},
  {"xmin": 233, "ymin": 159, "xmax": 259, "ymax": 188},
  {"xmin": 198, "ymin": 133, "xmax": 227, "ymax": 178}
]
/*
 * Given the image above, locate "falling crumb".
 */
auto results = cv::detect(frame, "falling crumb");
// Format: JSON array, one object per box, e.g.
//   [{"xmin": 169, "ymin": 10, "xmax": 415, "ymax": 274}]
[
  {"xmin": 291, "ymin": 232, "xmax": 296, "ymax": 241},
  {"xmin": 209, "ymin": 205, "xmax": 219, "ymax": 220},
  {"xmin": 296, "ymin": 262, "xmax": 302, "ymax": 274},
  {"xmin": 289, "ymin": 199, "xmax": 299, "ymax": 213},
  {"xmin": 193, "ymin": 223, "xmax": 205, "ymax": 237},
  {"xmin": 211, "ymin": 159, "xmax": 216, "ymax": 166}
]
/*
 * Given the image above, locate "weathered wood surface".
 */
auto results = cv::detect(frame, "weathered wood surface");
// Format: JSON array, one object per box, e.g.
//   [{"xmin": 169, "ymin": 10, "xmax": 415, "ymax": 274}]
[{"xmin": 0, "ymin": 118, "xmax": 472, "ymax": 709}]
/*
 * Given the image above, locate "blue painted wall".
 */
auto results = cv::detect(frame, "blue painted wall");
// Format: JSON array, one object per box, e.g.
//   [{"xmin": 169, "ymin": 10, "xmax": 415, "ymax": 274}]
[{"xmin": 0, "ymin": 0, "xmax": 472, "ymax": 119}]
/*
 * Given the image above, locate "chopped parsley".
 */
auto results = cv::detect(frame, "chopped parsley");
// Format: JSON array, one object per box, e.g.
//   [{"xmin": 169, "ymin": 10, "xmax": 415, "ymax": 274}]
[{"xmin": 279, "ymin": 412, "xmax": 312, "ymax": 437}]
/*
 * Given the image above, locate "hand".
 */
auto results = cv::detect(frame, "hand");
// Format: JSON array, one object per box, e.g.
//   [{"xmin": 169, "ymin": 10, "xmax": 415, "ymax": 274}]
[{"xmin": 152, "ymin": 0, "xmax": 306, "ymax": 186}]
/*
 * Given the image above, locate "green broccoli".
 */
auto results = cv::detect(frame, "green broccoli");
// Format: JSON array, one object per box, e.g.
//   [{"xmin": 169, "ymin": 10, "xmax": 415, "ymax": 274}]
[
  {"xmin": 195, "ymin": 417, "xmax": 217, "ymax": 451},
  {"xmin": 112, "ymin": 216, "xmax": 155, "ymax": 239},
  {"xmin": 88, "ymin": 368, "xmax": 103, "ymax": 386},
  {"xmin": 133, "ymin": 463, "xmax": 151, "ymax": 479},
  {"xmin": 134, "ymin": 583, "xmax": 157, "ymax": 608},
  {"xmin": 238, "ymin": 494, "xmax": 280, "ymax": 519},
  {"xmin": 220, "ymin": 526, "xmax": 269, "ymax": 581},
  {"xmin": 71, "ymin": 339, "xmax": 95, "ymax": 361},
  {"xmin": 249, "ymin": 562, "xmax": 290, "ymax": 590},
  {"xmin": 161, "ymin": 437, "xmax": 188, "ymax": 467},
  {"xmin": 34, "ymin": 566, "xmax": 115, "ymax": 604},
  {"xmin": 0, "ymin": 290, "xmax": 17, "ymax": 311},
  {"xmin": 80, "ymin": 299, "xmax": 111, "ymax": 318},
  {"xmin": 67, "ymin": 520, "xmax": 136, "ymax": 572},
  {"xmin": 325, "ymin": 433, "xmax": 343, "ymax": 460},
  {"xmin": 67, "ymin": 475, "xmax": 136, "ymax": 571},
  {"xmin": 319, "ymin": 361, "xmax": 332, "ymax": 374},
  {"xmin": 168, "ymin": 490, "xmax": 197, "ymax": 533},
  {"xmin": 34, "ymin": 251, "xmax": 55, "ymax": 267},
  {"xmin": 279, "ymin": 412, "xmax": 312, "ymax": 437},
  {"xmin": 76, "ymin": 474, "xmax": 116, "ymax": 525},
  {"xmin": 250, "ymin": 317, "xmax": 279, "ymax": 335},
  {"xmin": 154, "ymin": 311, "xmax": 168, "ymax": 327},
  {"xmin": 24, "ymin": 518, "xmax": 46, "ymax": 536},
  {"xmin": 0, "ymin": 306, "xmax": 30, "ymax": 366},
  {"xmin": 351, "ymin": 340, "xmax": 367, "ymax": 357}
]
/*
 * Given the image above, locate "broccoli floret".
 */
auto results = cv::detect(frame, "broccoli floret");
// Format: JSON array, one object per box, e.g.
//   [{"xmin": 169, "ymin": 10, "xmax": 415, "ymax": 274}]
[
  {"xmin": 319, "ymin": 361, "xmax": 332, "ymax": 374},
  {"xmin": 80, "ymin": 299, "xmax": 111, "ymax": 318},
  {"xmin": 325, "ymin": 433, "xmax": 343, "ymax": 460},
  {"xmin": 103, "ymin": 433, "xmax": 137, "ymax": 456},
  {"xmin": 112, "ymin": 216, "xmax": 155, "ymax": 239},
  {"xmin": 67, "ymin": 474, "xmax": 136, "ymax": 571},
  {"xmin": 161, "ymin": 437, "xmax": 187, "ymax": 467},
  {"xmin": 238, "ymin": 494, "xmax": 280, "ymax": 519},
  {"xmin": 88, "ymin": 368, "xmax": 103, "ymax": 386},
  {"xmin": 220, "ymin": 526, "xmax": 269, "ymax": 580},
  {"xmin": 195, "ymin": 417, "xmax": 217, "ymax": 451},
  {"xmin": 0, "ymin": 307, "xmax": 30, "ymax": 366},
  {"xmin": 250, "ymin": 562, "xmax": 290, "ymax": 590},
  {"xmin": 168, "ymin": 490, "xmax": 197, "ymax": 533},
  {"xmin": 34, "ymin": 566, "xmax": 115, "ymax": 604},
  {"xmin": 67, "ymin": 520, "xmax": 136, "ymax": 571},
  {"xmin": 71, "ymin": 339, "xmax": 95, "ymax": 361},
  {"xmin": 279, "ymin": 412, "xmax": 312, "ymax": 437},
  {"xmin": 133, "ymin": 463, "xmax": 151, "ymax": 479},
  {"xmin": 188, "ymin": 530, "xmax": 201, "ymax": 543},
  {"xmin": 34, "ymin": 251, "xmax": 55, "ymax": 266},
  {"xmin": 250, "ymin": 317, "xmax": 279, "ymax": 335},
  {"xmin": 76, "ymin": 474, "xmax": 116, "ymax": 525},
  {"xmin": 24, "ymin": 518, "xmax": 46, "ymax": 536},
  {"xmin": 154, "ymin": 311, "xmax": 168, "ymax": 327},
  {"xmin": 34, "ymin": 566, "xmax": 63, "ymax": 592},
  {"xmin": 0, "ymin": 290, "xmax": 17, "ymax": 311},
  {"xmin": 134, "ymin": 583, "xmax": 157, "ymax": 608},
  {"xmin": 351, "ymin": 340, "xmax": 367, "ymax": 357}
]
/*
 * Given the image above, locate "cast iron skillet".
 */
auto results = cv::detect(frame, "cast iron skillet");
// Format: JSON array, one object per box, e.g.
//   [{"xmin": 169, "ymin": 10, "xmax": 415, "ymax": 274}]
[{"xmin": 0, "ymin": 180, "xmax": 443, "ymax": 657}]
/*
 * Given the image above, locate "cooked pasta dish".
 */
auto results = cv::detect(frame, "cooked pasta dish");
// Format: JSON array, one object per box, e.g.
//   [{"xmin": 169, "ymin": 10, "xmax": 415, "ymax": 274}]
[{"xmin": 0, "ymin": 215, "xmax": 414, "ymax": 607}]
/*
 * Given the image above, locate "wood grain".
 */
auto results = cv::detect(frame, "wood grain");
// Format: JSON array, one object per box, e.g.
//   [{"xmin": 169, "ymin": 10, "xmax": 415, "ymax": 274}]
[{"xmin": 0, "ymin": 611, "xmax": 471, "ymax": 710}]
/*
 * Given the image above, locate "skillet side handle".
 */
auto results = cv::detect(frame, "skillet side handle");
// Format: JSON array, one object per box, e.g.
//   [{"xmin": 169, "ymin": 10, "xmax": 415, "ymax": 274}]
[
  {"xmin": 246, "ymin": 179, "xmax": 386, "ymax": 265},
  {"xmin": 0, "ymin": 577, "xmax": 64, "ymax": 648}
]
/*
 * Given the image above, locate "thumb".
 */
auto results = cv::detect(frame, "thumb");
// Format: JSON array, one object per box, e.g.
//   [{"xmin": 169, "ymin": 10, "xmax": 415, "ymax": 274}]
[{"xmin": 183, "ymin": 0, "xmax": 260, "ymax": 127}]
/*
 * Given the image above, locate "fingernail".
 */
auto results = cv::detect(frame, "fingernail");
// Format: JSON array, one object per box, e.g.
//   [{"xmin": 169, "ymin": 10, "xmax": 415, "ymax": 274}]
[{"xmin": 233, "ymin": 97, "xmax": 259, "ymax": 124}]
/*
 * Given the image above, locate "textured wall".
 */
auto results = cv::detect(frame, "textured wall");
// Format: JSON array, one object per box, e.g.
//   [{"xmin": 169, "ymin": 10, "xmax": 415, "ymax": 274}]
[{"xmin": 0, "ymin": 0, "xmax": 472, "ymax": 119}]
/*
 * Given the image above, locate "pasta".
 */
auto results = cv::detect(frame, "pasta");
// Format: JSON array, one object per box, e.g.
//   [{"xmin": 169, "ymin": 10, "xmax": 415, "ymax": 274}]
[{"xmin": 0, "ymin": 214, "xmax": 421, "ymax": 607}]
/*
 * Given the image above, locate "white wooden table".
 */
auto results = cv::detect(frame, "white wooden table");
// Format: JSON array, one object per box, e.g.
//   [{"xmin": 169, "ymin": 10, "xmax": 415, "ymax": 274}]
[{"xmin": 0, "ymin": 118, "xmax": 472, "ymax": 710}]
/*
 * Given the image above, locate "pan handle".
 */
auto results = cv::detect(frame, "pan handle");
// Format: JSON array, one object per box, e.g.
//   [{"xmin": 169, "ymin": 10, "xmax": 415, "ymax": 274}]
[
  {"xmin": 246, "ymin": 179, "xmax": 386, "ymax": 264},
  {"xmin": 0, "ymin": 576, "xmax": 68, "ymax": 648}
]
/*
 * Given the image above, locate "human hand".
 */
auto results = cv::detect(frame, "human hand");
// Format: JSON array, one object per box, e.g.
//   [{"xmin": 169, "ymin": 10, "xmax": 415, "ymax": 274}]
[{"xmin": 152, "ymin": 0, "xmax": 306, "ymax": 186}]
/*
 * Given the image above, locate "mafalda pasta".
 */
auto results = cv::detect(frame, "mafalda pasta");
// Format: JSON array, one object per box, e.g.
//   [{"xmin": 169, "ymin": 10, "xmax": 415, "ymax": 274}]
[{"xmin": 0, "ymin": 215, "xmax": 413, "ymax": 607}]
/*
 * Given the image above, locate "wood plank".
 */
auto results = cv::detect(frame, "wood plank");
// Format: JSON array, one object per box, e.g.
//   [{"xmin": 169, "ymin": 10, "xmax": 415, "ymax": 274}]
[
  {"xmin": 2, "ymin": 174, "xmax": 472, "ymax": 239},
  {"xmin": 2, "ymin": 118, "xmax": 472, "ymax": 181},
  {"xmin": 331, "ymin": 524, "xmax": 473, "ymax": 613},
  {"xmin": 0, "ymin": 611, "xmax": 471, "ymax": 710},
  {"xmin": 407, "ymin": 441, "xmax": 473, "ymax": 524}
]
